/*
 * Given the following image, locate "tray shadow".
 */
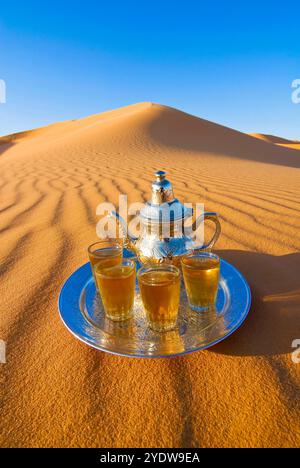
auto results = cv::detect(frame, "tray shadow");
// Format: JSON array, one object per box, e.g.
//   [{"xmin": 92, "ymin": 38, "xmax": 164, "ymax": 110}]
[{"xmin": 211, "ymin": 249, "xmax": 300, "ymax": 357}]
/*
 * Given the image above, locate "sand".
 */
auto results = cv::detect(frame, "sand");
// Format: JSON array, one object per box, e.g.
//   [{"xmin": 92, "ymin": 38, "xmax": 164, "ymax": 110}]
[{"xmin": 0, "ymin": 102, "xmax": 300, "ymax": 448}]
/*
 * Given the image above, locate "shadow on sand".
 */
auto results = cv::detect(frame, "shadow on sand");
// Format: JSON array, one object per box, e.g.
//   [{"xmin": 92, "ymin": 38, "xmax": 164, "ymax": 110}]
[
  {"xmin": 0, "ymin": 138, "xmax": 15, "ymax": 156},
  {"xmin": 211, "ymin": 249, "xmax": 300, "ymax": 357},
  {"xmin": 148, "ymin": 106, "xmax": 300, "ymax": 169},
  {"xmin": 162, "ymin": 250, "xmax": 300, "ymax": 448}
]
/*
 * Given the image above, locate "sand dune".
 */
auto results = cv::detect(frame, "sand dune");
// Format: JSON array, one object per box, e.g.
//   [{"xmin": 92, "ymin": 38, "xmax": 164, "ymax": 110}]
[
  {"xmin": 0, "ymin": 102, "xmax": 300, "ymax": 448},
  {"xmin": 250, "ymin": 133, "xmax": 300, "ymax": 145},
  {"xmin": 249, "ymin": 133, "xmax": 300, "ymax": 151},
  {"xmin": 279, "ymin": 143, "xmax": 300, "ymax": 150}
]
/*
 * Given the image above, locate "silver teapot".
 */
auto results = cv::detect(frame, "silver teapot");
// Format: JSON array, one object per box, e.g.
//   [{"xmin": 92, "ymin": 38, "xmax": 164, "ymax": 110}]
[{"xmin": 110, "ymin": 171, "xmax": 221, "ymax": 265}]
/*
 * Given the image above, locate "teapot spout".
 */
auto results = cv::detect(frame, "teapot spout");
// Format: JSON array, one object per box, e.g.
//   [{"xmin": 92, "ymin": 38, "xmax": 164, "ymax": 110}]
[{"xmin": 108, "ymin": 211, "xmax": 138, "ymax": 252}]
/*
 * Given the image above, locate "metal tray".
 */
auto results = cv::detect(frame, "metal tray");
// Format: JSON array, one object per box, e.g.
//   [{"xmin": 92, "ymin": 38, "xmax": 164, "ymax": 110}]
[{"xmin": 58, "ymin": 252, "xmax": 251, "ymax": 358}]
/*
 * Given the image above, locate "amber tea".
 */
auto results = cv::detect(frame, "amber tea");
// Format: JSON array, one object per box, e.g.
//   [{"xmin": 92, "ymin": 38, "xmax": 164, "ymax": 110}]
[
  {"xmin": 182, "ymin": 252, "xmax": 220, "ymax": 311},
  {"xmin": 88, "ymin": 241, "xmax": 122, "ymax": 280},
  {"xmin": 95, "ymin": 259, "xmax": 135, "ymax": 321},
  {"xmin": 138, "ymin": 265, "xmax": 181, "ymax": 332}
]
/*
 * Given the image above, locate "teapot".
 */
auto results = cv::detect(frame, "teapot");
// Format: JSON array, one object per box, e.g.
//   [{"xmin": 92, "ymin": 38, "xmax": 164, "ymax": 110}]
[{"xmin": 109, "ymin": 171, "xmax": 221, "ymax": 265}]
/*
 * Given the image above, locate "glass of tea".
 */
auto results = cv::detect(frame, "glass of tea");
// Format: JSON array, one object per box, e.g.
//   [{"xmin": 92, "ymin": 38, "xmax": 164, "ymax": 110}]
[
  {"xmin": 181, "ymin": 252, "xmax": 220, "ymax": 312},
  {"xmin": 95, "ymin": 259, "xmax": 136, "ymax": 321},
  {"xmin": 88, "ymin": 240, "xmax": 123, "ymax": 281},
  {"xmin": 138, "ymin": 264, "xmax": 181, "ymax": 332}
]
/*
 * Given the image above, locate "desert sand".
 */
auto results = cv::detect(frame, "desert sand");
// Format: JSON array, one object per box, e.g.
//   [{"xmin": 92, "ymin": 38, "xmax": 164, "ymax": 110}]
[{"xmin": 0, "ymin": 102, "xmax": 300, "ymax": 448}]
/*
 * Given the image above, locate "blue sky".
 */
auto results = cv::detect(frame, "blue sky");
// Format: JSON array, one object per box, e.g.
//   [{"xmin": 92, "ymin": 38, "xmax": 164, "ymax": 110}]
[{"xmin": 0, "ymin": 1, "xmax": 299, "ymax": 138}]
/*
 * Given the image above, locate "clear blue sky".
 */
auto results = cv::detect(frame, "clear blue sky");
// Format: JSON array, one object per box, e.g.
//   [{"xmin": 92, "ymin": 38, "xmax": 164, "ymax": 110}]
[{"xmin": 0, "ymin": 1, "xmax": 299, "ymax": 138}]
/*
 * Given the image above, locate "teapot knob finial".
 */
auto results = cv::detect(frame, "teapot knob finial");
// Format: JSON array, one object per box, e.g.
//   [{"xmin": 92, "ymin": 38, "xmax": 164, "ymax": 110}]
[
  {"xmin": 155, "ymin": 170, "xmax": 166, "ymax": 181},
  {"xmin": 151, "ymin": 170, "xmax": 174, "ymax": 204}
]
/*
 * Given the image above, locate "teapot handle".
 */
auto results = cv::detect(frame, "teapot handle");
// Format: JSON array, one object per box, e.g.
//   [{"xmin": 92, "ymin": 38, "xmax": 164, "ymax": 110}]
[{"xmin": 192, "ymin": 212, "xmax": 221, "ymax": 251}]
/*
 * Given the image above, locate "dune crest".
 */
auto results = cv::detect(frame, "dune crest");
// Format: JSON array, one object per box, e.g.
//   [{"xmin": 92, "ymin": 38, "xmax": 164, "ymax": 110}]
[
  {"xmin": 250, "ymin": 133, "xmax": 300, "ymax": 145},
  {"xmin": 0, "ymin": 103, "xmax": 300, "ymax": 448}
]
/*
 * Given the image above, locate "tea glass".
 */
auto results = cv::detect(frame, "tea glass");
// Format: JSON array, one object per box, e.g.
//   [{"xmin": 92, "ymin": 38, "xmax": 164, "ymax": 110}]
[
  {"xmin": 88, "ymin": 240, "xmax": 123, "ymax": 281},
  {"xmin": 138, "ymin": 264, "xmax": 181, "ymax": 332},
  {"xmin": 95, "ymin": 259, "xmax": 136, "ymax": 321},
  {"xmin": 181, "ymin": 252, "xmax": 220, "ymax": 312}
]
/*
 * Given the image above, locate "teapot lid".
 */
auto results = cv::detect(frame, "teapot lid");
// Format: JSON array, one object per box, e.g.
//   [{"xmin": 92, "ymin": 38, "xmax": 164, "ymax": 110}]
[{"xmin": 140, "ymin": 171, "xmax": 192, "ymax": 222}]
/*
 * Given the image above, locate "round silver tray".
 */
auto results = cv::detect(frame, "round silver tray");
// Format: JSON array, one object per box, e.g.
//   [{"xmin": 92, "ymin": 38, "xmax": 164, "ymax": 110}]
[{"xmin": 58, "ymin": 252, "xmax": 251, "ymax": 358}]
